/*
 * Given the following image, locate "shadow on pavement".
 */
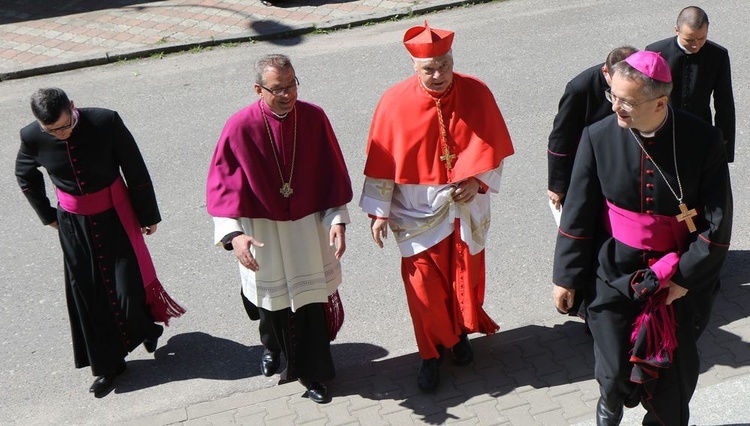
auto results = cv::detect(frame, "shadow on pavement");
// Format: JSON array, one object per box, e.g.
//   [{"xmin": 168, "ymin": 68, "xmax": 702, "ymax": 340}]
[
  {"xmin": 332, "ymin": 251, "xmax": 750, "ymax": 424},
  {"xmin": 698, "ymin": 250, "xmax": 750, "ymax": 373},
  {"xmin": 0, "ymin": 0, "xmax": 161, "ymax": 25},
  {"xmin": 335, "ymin": 320, "xmax": 595, "ymax": 424},
  {"xmin": 112, "ymin": 331, "xmax": 258, "ymax": 394}
]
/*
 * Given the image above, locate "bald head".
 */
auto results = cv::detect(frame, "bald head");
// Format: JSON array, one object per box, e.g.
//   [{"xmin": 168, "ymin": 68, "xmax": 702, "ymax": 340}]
[{"xmin": 676, "ymin": 6, "xmax": 709, "ymax": 30}]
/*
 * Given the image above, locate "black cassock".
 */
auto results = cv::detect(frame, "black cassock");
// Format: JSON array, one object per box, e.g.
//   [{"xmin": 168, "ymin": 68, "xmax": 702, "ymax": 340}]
[
  {"xmin": 16, "ymin": 108, "xmax": 163, "ymax": 377},
  {"xmin": 647, "ymin": 36, "xmax": 736, "ymax": 162},
  {"xmin": 553, "ymin": 109, "xmax": 732, "ymax": 425},
  {"xmin": 547, "ymin": 62, "xmax": 613, "ymax": 196}
]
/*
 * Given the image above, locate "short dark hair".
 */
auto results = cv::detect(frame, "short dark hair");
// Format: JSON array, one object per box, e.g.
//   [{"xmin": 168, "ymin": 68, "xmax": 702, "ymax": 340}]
[
  {"xmin": 30, "ymin": 87, "xmax": 71, "ymax": 125},
  {"xmin": 605, "ymin": 46, "xmax": 638, "ymax": 74},
  {"xmin": 254, "ymin": 54, "xmax": 293, "ymax": 86},
  {"xmin": 676, "ymin": 6, "xmax": 709, "ymax": 30},
  {"xmin": 611, "ymin": 60, "xmax": 673, "ymax": 100}
]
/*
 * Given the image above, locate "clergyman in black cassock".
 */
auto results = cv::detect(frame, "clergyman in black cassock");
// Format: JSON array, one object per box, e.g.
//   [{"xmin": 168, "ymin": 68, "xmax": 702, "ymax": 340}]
[
  {"xmin": 547, "ymin": 46, "xmax": 637, "ymax": 208},
  {"xmin": 552, "ymin": 52, "xmax": 732, "ymax": 425},
  {"xmin": 15, "ymin": 88, "xmax": 184, "ymax": 397},
  {"xmin": 646, "ymin": 6, "xmax": 736, "ymax": 162}
]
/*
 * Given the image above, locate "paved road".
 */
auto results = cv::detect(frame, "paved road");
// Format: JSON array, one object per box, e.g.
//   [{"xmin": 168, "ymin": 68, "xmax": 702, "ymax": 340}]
[{"xmin": 1, "ymin": 0, "xmax": 749, "ymax": 425}]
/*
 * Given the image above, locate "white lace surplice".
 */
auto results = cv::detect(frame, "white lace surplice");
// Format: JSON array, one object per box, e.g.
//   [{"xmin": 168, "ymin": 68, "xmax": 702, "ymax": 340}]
[
  {"xmin": 359, "ymin": 166, "xmax": 503, "ymax": 257},
  {"xmin": 214, "ymin": 206, "xmax": 349, "ymax": 312}
]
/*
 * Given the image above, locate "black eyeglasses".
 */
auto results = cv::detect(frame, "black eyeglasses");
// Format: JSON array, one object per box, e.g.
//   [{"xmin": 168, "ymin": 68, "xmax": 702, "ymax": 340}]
[
  {"xmin": 40, "ymin": 109, "xmax": 74, "ymax": 134},
  {"xmin": 258, "ymin": 76, "xmax": 300, "ymax": 96}
]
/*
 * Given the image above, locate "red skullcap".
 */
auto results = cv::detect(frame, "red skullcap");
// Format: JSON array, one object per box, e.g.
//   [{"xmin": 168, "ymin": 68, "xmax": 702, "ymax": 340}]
[
  {"xmin": 403, "ymin": 20, "xmax": 454, "ymax": 58},
  {"xmin": 625, "ymin": 51, "xmax": 672, "ymax": 83}
]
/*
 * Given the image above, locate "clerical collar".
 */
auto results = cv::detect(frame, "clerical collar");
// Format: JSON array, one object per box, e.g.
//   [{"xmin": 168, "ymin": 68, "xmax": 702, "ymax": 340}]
[
  {"xmin": 270, "ymin": 110, "xmax": 289, "ymax": 119},
  {"xmin": 638, "ymin": 110, "xmax": 669, "ymax": 138},
  {"xmin": 676, "ymin": 39, "xmax": 694, "ymax": 55}
]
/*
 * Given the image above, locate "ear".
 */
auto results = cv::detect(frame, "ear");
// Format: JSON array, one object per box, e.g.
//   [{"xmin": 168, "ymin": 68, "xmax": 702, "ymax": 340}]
[
  {"xmin": 674, "ymin": 26, "xmax": 680, "ymax": 35},
  {"xmin": 253, "ymin": 84, "xmax": 262, "ymax": 96},
  {"xmin": 655, "ymin": 96, "xmax": 669, "ymax": 112},
  {"xmin": 69, "ymin": 100, "xmax": 75, "ymax": 110}
]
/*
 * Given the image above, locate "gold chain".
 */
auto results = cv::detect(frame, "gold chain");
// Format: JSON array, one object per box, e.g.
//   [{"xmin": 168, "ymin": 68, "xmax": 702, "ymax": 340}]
[
  {"xmin": 260, "ymin": 103, "xmax": 297, "ymax": 197},
  {"xmin": 420, "ymin": 81, "xmax": 455, "ymax": 171}
]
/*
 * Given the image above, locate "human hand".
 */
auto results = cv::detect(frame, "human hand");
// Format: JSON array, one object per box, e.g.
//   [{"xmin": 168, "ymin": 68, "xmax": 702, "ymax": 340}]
[
  {"xmin": 553, "ymin": 285, "xmax": 576, "ymax": 314},
  {"xmin": 141, "ymin": 224, "xmax": 158, "ymax": 235},
  {"xmin": 665, "ymin": 280, "xmax": 689, "ymax": 305},
  {"xmin": 232, "ymin": 234, "xmax": 265, "ymax": 271},
  {"xmin": 371, "ymin": 217, "xmax": 388, "ymax": 248},
  {"xmin": 454, "ymin": 177, "xmax": 480, "ymax": 203},
  {"xmin": 329, "ymin": 224, "xmax": 346, "ymax": 259},
  {"xmin": 49, "ymin": 221, "xmax": 59, "ymax": 230},
  {"xmin": 548, "ymin": 190, "xmax": 565, "ymax": 210}
]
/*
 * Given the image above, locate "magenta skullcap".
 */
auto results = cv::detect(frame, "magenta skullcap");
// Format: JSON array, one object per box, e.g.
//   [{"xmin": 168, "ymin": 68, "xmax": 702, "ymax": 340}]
[{"xmin": 625, "ymin": 51, "xmax": 672, "ymax": 83}]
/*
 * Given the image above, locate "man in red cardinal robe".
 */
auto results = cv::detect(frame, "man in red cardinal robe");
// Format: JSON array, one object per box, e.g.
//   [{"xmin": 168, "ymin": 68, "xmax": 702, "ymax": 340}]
[{"xmin": 360, "ymin": 21, "xmax": 514, "ymax": 393}]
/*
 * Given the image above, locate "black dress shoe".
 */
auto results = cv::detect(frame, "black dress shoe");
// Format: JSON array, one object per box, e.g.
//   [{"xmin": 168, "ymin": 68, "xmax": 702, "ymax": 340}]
[
  {"xmin": 596, "ymin": 397, "xmax": 623, "ymax": 426},
  {"xmin": 298, "ymin": 379, "xmax": 330, "ymax": 404},
  {"xmin": 417, "ymin": 358, "xmax": 440, "ymax": 392},
  {"xmin": 452, "ymin": 333, "xmax": 474, "ymax": 366},
  {"xmin": 143, "ymin": 325, "xmax": 163, "ymax": 353},
  {"xmin": 143, "ymin": 337, "xmax": 158, "ymax": 353},
  {"xmin": 89, "ymin": 363, "xmax": 126, "ymax": 397},
  {"xmin": 260, "ymin": 350, "xmax": 280, "ymax": 377}
]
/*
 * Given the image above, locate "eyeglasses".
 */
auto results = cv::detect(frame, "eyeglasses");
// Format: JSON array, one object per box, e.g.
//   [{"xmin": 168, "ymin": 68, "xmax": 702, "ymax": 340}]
[
  {"xmin": 40, "ymin": 109, "xmax": 73, "ymax": 134},
  {"xmin": 258, "ymin": 76, "xmax": 300, "ymax": 96},
  {"xmin": 605, "ymin": 90, "xmax": 663, "ymax": 113}
]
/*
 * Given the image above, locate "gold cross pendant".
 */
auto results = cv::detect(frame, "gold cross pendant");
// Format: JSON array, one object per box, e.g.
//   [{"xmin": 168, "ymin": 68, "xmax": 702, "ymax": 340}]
[
  {"xmin": 280, "ymin": 182, "xmax": 293, "ymax": 197},
  {"xmin": 676, "ymin": 202, "xmax": 697, "ymax": 233},
  {"xmin": 440, "ymin": 145, "xmax": 456, "ymax": 171}
]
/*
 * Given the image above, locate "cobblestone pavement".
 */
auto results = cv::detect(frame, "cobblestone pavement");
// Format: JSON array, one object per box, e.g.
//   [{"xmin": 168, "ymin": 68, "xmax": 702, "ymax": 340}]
[{"xmin": 3, "ymin": 1, "xmax": 750, "ymax": 425}]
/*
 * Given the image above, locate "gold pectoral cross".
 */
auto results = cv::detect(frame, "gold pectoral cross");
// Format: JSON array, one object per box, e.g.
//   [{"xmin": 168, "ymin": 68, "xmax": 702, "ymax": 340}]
[
  {"xmin": 440, "ymin": 145, "xmax": 456, "ymax": 171},
  {"xmin": 280, "ymin": 182, "xmax": 293, "ymax": 198},
  {"xmin": 676, "ymin": 202, "xmax": 697, "ymax": 233}
]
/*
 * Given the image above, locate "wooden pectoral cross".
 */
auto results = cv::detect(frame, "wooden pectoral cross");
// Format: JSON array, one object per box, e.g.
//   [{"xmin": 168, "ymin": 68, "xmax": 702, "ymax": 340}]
[
  {"xmin": 676, "ymin": 202, "xmax": 697, "ymax": 233},
  {"xmin": 440, "ymin": 145, "xmax": 456, "ymax": 171}
]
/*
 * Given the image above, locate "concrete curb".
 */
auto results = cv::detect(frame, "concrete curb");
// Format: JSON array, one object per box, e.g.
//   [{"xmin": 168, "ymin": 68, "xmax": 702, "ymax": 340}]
[{"xmin": 0, "ymin": 0, "xmax": 498, "ymax": 82}]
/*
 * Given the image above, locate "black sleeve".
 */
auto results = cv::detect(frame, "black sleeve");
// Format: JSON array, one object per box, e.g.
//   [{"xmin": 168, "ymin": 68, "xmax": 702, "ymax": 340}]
[
  {"xmin": 552, "ymin": 127, "xmax": 602, "ymax": 290},
  {"xmin": 712, "ymin": 51, "xmax": 735, "ymax": 163},
  {"xmin": 15, "ymin": 135, "xmax": 57, "ymax": 225},
  {"xmin": 221, "ymin": 231, "xmax": 244, "ymax": 251},
  {"xmin": 548, "ymin": 82, "xmax": 587, "ymax": 194},
  {"xmin": 112, "ymin": 111, "xmax": 161, "ymax": 226}
]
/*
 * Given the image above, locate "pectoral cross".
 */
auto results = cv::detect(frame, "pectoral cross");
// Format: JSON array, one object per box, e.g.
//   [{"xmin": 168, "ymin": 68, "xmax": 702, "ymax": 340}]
[
  {"xmin": 676, "ymin": 202, "xmax": 697, "ymax": 233},
  {"xmin": 440, "ymin": 145, "xmax": 456, "ymax": 171},
  {"xmin": 280, "ymin": 182, "xmax": 293, "ymax": 198}
]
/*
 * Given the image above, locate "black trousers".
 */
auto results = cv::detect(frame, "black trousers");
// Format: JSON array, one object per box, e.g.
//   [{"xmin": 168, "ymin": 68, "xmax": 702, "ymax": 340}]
[
  {"xmin": 241, "ymin": 291, "xmax": 334, "ymax": 382},
  {"xmin": 588, "ymin": 278, "xmax": 709, "ymax": 426}
]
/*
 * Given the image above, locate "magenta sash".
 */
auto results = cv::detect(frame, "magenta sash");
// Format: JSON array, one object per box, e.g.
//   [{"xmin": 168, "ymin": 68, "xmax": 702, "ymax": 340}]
[
  {"xmin": 604, "ymin": 200, "xmax": 688, "ymax": 286},
  {"xmin": 56, "ymin": 177, "xmax": 184, "ymax": 324}
]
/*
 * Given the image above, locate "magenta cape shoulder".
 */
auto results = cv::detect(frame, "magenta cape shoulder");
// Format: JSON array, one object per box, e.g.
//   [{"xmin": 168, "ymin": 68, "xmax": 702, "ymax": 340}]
[{"xmin": 206, "ymin": 100, "xmax": 352, "ymax": 221}]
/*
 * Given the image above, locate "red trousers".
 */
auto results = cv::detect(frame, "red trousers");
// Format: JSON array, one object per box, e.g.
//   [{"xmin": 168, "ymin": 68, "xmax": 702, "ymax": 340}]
[{"xmin": 401, "ymin": 224, "xmax": 498, "ymax": 359}]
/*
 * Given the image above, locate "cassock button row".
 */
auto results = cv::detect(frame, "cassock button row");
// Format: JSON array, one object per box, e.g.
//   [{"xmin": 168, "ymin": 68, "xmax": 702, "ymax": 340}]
[
  {"xmin": 646, "ymin": 210, "xmax": 654, "ymax": 215},
  {"xmin": 646, "ymin": 170, "xmax": 654, "ymax": 175},
  {"xmin": 646, "ymin": 184, "xmax": 654, "ymax": 189},
  {"xmin": 645, "ymin": 155, "xmax": 651, "ymax": 161},
  {"xmin": 646, "ymin": 197, "xmax": 654, "ymax": 203}
]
